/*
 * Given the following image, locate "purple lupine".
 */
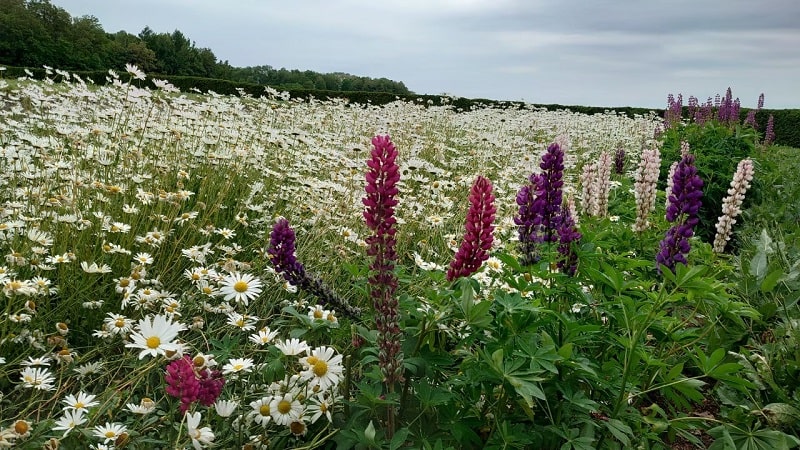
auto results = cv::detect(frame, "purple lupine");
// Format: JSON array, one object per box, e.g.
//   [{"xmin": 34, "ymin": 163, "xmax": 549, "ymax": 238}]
[
  {"xmin": 656, "ymin": 154, "xmax": 703, "ymax": 273},
  {"xmin": 764, "ymin": 114, "xmax": 775, "ymax": 146},
  {"xmin": 758, "ymin": 93, "xmax": 765, "ymax": 110},
  {"xmin": 614, "ymin": 147, "xmax": 625, "ymax": 175},
  {"xmin": 447, "ymin": 176, "xmax": 496, "ymax": 281},
  {"xmin": 268, "ymin": 218, "xmax": 361, "ymax": 318},
  {"xmin": 687, "ymin": 96, "xmax": 699, "ymax": 122},
  {"xmin": 165, "ymin": 356, "xmax": 200, "ymax": 415},
  {"xmin": 515, "ymin": 173, "xmax": 546, "ymax": 265},
  {"xmin": 731, "ymin": 98, "xmax": 741, "ymax": 125},
  {"xmin": 744, "ymin": 110, "xmax": 757, "ymax": 129},
  {"xmin": 363, "ymin": 135, "xmax": 403, "ymax": 387},
  {"xmin": 515, "ymin": 142, "xmax": 565, "ymax": 265},
  {"xmin": 556, "ymin": 205, "xmax": 582, "ymax": 276},
  {"xmin": 538, "ymin": 142, "xmax": 565, "ymax": 238}
]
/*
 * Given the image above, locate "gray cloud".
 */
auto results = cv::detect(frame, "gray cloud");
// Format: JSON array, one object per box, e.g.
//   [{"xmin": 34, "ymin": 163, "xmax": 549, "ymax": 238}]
[{"xmin": 51, "ymin": 0, "xmax": 800, "ymax": 108}]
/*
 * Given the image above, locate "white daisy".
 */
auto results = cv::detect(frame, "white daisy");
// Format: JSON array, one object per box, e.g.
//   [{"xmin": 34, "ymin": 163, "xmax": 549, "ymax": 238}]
[
  {"xmin": 219, "ymin": 271, "xmax": 262, "ymax": 306},
  {"xmin": 270, "ymin": 393, "xmax": 304, "ymax": 426},
  {"xmin": 222, "ymin": 357, "xmax": 254, "ymax": 375},
  {"xmin": 93, "ymin": 422, "xmax": 127, "ymax": 444},
  {"xmin": 275, "ymin": 338, "xmax": 310, "ymax": 356},
  {"xmin": 125, "ymin": 314, "xmax": 186, "ymax": 359},
  {"xmin": 186, "ymin": 411, "xmax": 215, "ymax": 450},
  {"xmin": 62, "ymin": 391, "xmax": 99, "ymax": 412},
  {"xmin": 53, "ymin": 409, "xmax": 87, "ymax": 437},
  {"xmin": 214, "ymin": 399, "xmax": 237, "ymax": 417},
  {"xmin": 249, "ymin": 327, "xmax": 279, "ymax": 346},
  {"xmin": 300, "ymin": 346, "xmax": 344, "ymax": 391},
  {"xmin": 248, "ymin": 396, "xmax": 274, "ymax": 426},
  {"xmin": 20, "ymin": 367, "xmax": 55, "ymax": 391}
]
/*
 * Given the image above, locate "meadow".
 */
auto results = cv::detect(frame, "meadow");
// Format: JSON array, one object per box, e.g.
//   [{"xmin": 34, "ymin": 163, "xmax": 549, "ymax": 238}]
[{"xmin": 0, "ymin": 66, "xmax": 798, "ymax": 449}]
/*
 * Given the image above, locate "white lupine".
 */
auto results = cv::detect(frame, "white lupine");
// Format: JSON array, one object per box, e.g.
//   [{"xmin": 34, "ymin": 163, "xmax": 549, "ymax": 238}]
[
  {"xmin": 665, "ymin": 161, "xmax": 679, "ymax": 212},
  {"xmin": 580, "ymin": 162, "xmax": 597, "ymax": 215},
  {"xmin": 591, "ymin": 151, "xmax": 612, "ymax": 217},
  {"xmin": 633, "ymin": 147, "xmax": 662, "ymax": 232},
  {"xmin": 713, "ymin": 159, "xmax": 755, "ymax": 253}
]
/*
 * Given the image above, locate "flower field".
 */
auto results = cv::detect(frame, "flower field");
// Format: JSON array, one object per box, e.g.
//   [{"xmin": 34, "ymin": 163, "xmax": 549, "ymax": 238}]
[{"xmin": 1, "ymin": 67, "xmax": 799, "ymax": 449}]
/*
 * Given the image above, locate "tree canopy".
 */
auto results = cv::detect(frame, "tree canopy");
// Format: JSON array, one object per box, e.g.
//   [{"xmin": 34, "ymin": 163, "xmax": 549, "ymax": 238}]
[{"xmin": 0, "ymin": 0, "xmax": 411, "ymax": 94}]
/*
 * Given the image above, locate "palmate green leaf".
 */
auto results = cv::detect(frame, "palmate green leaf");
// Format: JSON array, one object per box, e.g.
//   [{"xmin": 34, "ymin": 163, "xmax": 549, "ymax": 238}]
[
  {"xmin": 708, "ymin": 424, "xmax": 800, "ymax": 450},
  {"xmin": 603, "ymin": 418, "xmax": 633, "ymax": 447}
]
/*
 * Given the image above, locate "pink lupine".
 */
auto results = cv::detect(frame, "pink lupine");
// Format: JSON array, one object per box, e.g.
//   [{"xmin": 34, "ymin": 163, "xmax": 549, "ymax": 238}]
[{"xmin": 447, "ymin": 176, "xmax": 496, "ymax": 281}]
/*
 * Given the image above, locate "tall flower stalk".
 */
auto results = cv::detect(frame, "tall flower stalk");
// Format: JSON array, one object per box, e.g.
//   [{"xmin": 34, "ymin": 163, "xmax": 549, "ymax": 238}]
[
  {"xmin": 656, "ymin": 154, "xmax": 703, "ymax": 273},
  {"xmin": 633, "ymin": 146, "xmax": 661, "ymax": 232},
  {"xmin": 362, "ymin": 136, "xmax": 403, "ymax": 425},
  {"xmin": 447, "ymin": 176, "xmax": 496, "ymax": 281},
  {"xmin": 268, "ymin": 218, "xmax": 360, "ymax": 319},
  {"xmin": 713, "ymin": 158, "xmax": 754, "ymax": 253}
]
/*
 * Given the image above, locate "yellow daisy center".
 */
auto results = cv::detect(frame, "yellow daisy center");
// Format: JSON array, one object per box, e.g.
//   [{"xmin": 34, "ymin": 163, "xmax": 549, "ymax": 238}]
[
  {"xmin": 233, "ymin": 364, "xmax": 243, "ymax": 371},
  {"xmin": 233, "ymin": 280, "xmax": 248, "ymax": 293},
  {"xmin": 313, "ymin": 310, "xmax": 323, "ymax": 319},
  {"xmin": 277, "ymin": 400, "xmax": 292, "ymax": 414},
  {"xmin": 306, "ymin": 355, "xmax": 319, "ymax": 366},
  {"xmin": 146, "ymin": 336, "xmax": 161, "ymax": 349},
  {"xmin": 14, "ymin": 420, "xmax": 29, "ymax": 434},
  {"xmin": 313, "ymin": 360, "xmax": 328, "ymax": 377},
  {"xmin": 74, "ymin": 401, "xmax": 84, "ymax": 409},
  {"xmin": 259, "ymin": 404, "xmax": 270, "ymax": 416},
  {"xmin": 119, "ymin": 278, "xmax": 130, "ymax": 287},
  {"xmin": 115, "ymin": 319, "xmax": 125, "ymax": 328},
  {"xmin": 105, "ymin": 430, "xmax": 116, "ymax": 438}
]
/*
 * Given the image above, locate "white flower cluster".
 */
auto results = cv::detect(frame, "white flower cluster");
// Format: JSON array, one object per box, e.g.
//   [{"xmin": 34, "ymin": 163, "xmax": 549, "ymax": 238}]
[{"xmin": 713, "ymin": 158, "xmax": 755, "ymax": 253}]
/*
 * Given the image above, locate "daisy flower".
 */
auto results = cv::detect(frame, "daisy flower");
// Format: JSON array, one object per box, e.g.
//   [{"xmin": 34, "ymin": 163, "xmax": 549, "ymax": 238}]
[
  {"xmin": 219, "ymin": 272, "xmax": 262, "ymax": 306},
  {"xmin": 103, "ymin": 313, "xmax": 133, "ymax": 335},
  {"xmin": 20, "ymin": 367, "xmax": 55, "ymax": 390},
  {"xmin": 248, "ymin": 396, "xmax": 274, "ymax": 426},
  {"xmin": 249, "ymin": 327, "xmax": 279, "ymax": 346},
  {"xmin": 21, "ymin": 355, "xmax": 52, "ymax": 367},
  {"xmin": 214, "ymin": 399, "xmax": 237, "ymax": 417},
  {"xmin": 62, "ymin": 391, "xmax": 99, "ymax": 412},
  {"xmin": 270, "ymin": 393, "xmax": 304, "ymax": 426},
  {"xmin": 125, "ymin": 314, "xmax": 186, "ymax": 359},
  {"xmin": 308, "ymin": 394, "xmax": 338, "ymax": 424},
  {"xmin": 53, "ymin": 409, "xmax": 87, "ymax": 437},
  {"xmin": 275, "ymin": 338, "xmax": 310, "ymax": 356},
  {"xmin": 301, "ymin": 346, "xmax": 344, "ymax": 391},
  {"xmin": 133, "ymin": 252, "xmax": 154, "ymax": 265},
  {"xmin": 226, "ymin": 312, "xmax": 258, "ymax": 332},
  {"xmin": 222, "ymin": 357, "xmax": 254, "ymax": 375},
  {"xmin": 126, "ymin": 397, "xmax": 156, "ymax": 415},
  {"xmin": 93, "ymin": 422, "xmax": 127, "ymax": 444},
  {"xmin": 186, "ymin": 412, "xmax": 215, "ymax": 450}
]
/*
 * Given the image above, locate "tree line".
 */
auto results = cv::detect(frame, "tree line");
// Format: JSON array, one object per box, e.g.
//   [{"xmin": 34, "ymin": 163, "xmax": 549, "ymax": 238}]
[{"xmin": 0, "ymin": 0, "xmax": 412, "ymax": 94}]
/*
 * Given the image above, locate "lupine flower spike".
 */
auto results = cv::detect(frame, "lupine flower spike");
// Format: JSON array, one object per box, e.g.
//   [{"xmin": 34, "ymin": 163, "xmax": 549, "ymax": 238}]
[
  {"xmin": 362, "ymin": 135, "xmax": 404, "ymax": 387},
  {"xmin": 268, "ymin": 218, "xmax": 360, "ymax": 319},
  {"xmin": 656, "ymin": 154, "xmax": 703, "ymax": 273},
  {"xmin": 447, "ymin": 176, "xmax": 496, "ymax": 281},
  {"xmin": 633, "ymin": 146, "xmax": 661, "ymax": 232},
  {"xmin": 713, "ymin": 159, "xmax": 754, "ymax": 253}
]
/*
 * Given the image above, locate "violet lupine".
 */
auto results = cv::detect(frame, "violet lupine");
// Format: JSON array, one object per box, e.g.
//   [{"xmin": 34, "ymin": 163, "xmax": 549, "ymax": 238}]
[
  {"xmin": 614, "ymin": 147, "xmax": 626, "ymax": 175},
  {"xmin": 268, "ymin": 218, "xmax": 361, "ymax": 319},
  {"xmin": 166, "ymin": 356, "xmax": 201, "ymax": 415},
  {"xmin": 713, "ymin": 159, "xmax": 755, "ymax": 253},
  {"xmin": 515, "ymin": 173, "xmax": 546, "ymax": 265},
  {"xmin": 656, "ymin": 154, "xmax": 703, "ymax": 273},
  {"xmin": 633, "ymin": 147, "xmax": 661, "ymax": 232},
  {"xmin": 765, "ymin": 114, "xmax": 775, "ymax": 146},
  {"xmin": 516, "ymin": 142, "xmax": 565, "ymax": 265},
  {"xmin": 758, "ymin": 93, "xmax": 765, "ymax": 110},
  {"xmin": 447, "ymin": 176, "xmax": 496, "ymax": 281},
  {"xmin": 363, "ymin": 135, "xmax": 403, "ymax": 386},
  {"xmin": 556, "ymin": 205, "xmax": 582, "ymax": 276},
  {"xmin": 744, "ymin": 110, "xmax": 757, "ymax": 129}
]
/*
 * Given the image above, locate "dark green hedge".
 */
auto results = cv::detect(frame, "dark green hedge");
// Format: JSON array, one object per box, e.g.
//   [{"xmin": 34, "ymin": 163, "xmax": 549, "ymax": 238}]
[{"xmin": 3, "ymin": 65, "xmax": 798, "ymax": 147}]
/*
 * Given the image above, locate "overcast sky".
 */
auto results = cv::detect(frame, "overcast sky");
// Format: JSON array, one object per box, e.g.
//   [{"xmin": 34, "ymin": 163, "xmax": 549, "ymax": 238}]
[{"xmin": 51, "ymin": 0, "xmax": 800, "ymax": 108}]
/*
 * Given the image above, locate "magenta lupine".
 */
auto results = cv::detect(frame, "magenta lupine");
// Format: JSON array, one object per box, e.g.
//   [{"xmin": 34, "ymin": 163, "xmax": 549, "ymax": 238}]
[
  {"xmin": 765, "ymin": 114, "xmax": 775, "ymax": 146},
  {"xmin": 268, "ymin": 218, "xmax": 361, "ymax": 319},
  {"xmin": 165, "ymin": 356, "xmax": 201, "ymax": 415},
  {"xmin": 362, "ymin": 135, "xmax": 403, "ymax": 387},
  {"xmin": 713, "ymin": 159, "xmax": 755, "ymax": 253},
  {"xmin": 633, "ymin": 147, "xmax": 661, "ymax": 232},
  {"xmin": 447, "ymin": 176, "xmax": 496, "ymax": 281},
  {"xmin": 656, "ymin": 154, "xmax": 703, "ymax": 273},
  {"xmin": 197, "ymin": 368, "xmax": 224, "ymax": 407}
]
